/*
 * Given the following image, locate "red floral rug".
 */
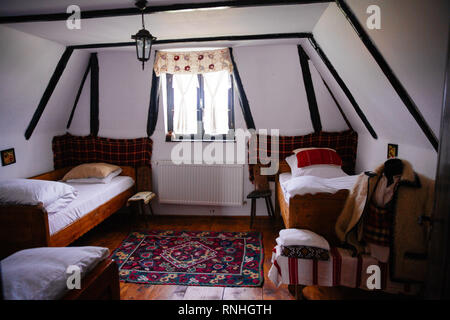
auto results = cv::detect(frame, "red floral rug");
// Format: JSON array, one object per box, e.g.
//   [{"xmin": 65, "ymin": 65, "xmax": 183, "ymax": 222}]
[{"xmin": 110, "ymin": 230, "xmax": 263, "ymax": 287}]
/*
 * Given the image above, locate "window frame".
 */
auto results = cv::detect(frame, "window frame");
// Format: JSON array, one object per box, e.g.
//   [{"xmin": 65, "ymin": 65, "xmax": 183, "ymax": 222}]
[{"xmin": 165, "ymin": 72, "xmax": 235, "ymax": 142}]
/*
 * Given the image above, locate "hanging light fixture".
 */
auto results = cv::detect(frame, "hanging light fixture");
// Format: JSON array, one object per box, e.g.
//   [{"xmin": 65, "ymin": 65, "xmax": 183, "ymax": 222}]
[{"xmin": 132, "ymin": 0, "xmax": 156, "ymax": 70}]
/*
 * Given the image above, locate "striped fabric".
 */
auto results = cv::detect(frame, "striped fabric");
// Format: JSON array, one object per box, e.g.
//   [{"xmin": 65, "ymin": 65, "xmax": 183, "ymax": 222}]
[
  {"xmin": 363, "ymin": 202, "xmax": 393, "ymax": 246},
  {"xmin": 296, "ymin": 148, "xmax": 343, "ymax": 168},
  {"xmin": 52, "ymin": 133, "xmax": 153, "ymax": 169},
  {"xmin": 268, "ymin": 245, "xmax": 419, "ymax": 295},
  {"xmin": 248, "ymin": 130, "xmax": 357, "ymax": 181}
]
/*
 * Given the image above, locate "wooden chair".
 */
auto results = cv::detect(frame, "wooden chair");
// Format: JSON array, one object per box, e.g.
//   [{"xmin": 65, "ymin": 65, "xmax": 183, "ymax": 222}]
[{"xmin": 247, "ymin": 165, "xmax": 275, "ymax": 228}]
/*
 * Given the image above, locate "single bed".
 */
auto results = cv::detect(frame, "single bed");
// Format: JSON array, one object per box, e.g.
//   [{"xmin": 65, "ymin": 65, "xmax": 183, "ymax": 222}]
[
  {"xmin": 275, "ymin": 161, "xmax": 357, "ymax": 244},
  {"xmin": 0, "ymin": 166, "xmax": 136, "ymax": 260},
  {"xmin": 1, "ymin": 246, "xmax": 120, "ymax": 300}
]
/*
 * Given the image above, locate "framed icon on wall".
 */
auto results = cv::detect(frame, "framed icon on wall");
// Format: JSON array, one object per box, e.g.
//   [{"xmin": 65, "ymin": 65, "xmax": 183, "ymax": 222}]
[
  {"xmin": 1, "ymin": 148, "xmax": 16, "ymax": 166},
  {"xmin": 387, "ymin": 144, "xmax": 398, "ymax": 159}
]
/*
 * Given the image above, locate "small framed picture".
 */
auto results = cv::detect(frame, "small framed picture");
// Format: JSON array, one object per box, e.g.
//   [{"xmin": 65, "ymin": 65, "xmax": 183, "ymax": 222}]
[
  {"xmin": 387, "ymin": 144, "xmax": 398, "ymax": 159},
  {"xmin": 1, "ymin": 148, "xmax": 16, "ymax": 166}
]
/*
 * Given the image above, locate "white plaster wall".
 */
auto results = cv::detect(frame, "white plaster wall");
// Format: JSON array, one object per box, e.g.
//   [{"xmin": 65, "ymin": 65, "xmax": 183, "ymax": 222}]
[
  {"xmin": 345, "ymin": 0, "xmax": 448, "ymax": 138},
  {"xmin": 70, "ymin": 44, "xmax": 345, "ymax": 215},
  {"xmin": 0, "ymin": 25, "xmax": 90, "ymax": 179},
  {"xmin": 311, "ymin": 1, "xmax": 448, "ymax": 178}
]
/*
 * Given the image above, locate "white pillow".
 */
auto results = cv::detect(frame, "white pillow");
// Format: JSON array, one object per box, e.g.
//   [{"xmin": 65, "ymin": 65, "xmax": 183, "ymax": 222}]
[
  {"xmin": 1, "ymin": 246, "xmax": 110, "ymax": 300},
  {"xmin": 0, "ymin": 179, "xmax": 78, "ymax": 213},
  {"xmin": 66, "ymin": 168, "xmax": 122, "ymax": 184},
  {"xmin": 278, "ymin": 229, "xmax": 330, "ymax": 250},
  {"xmin": 285, "ymin": 154, "xmax": 346, "ymax": 178}
]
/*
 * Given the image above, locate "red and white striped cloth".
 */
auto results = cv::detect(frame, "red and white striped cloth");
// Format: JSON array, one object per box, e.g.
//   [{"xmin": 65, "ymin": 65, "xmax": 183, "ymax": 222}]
[{"xmin": 268, "ymin": 245, "xmax": 421, "ymax": 295}]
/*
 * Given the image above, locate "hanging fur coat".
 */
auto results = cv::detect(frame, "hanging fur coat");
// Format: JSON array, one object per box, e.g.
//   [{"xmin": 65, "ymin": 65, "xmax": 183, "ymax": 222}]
[{"xmin": 335, "ymin": 160, "xmax": 435, "ymax": 282}]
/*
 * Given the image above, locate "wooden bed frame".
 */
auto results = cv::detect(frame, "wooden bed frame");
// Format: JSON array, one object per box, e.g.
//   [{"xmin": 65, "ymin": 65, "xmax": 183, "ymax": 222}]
[
  {"xmin": 274, "ymin": 161, "xmax": 349, "ymax": 245},
  {"xmin": 0, "ymin": 166, "xmax": 136, "ymax": 260},
  {"xmin": 62, "ymin": 258, "xmax": 120, "ymax": 300}
]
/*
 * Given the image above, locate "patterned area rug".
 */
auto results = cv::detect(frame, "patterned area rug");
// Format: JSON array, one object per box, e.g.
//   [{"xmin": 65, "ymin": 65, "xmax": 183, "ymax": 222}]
[{"xmin": 110, "ymin": 230, "xmax": 263, "ymax": 287}]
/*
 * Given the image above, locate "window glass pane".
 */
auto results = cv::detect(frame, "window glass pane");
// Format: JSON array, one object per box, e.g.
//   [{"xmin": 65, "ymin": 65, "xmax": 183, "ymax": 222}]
[
  {"xmin": 172, "ymin": 74, "xmax": 199, "ymax": 135},
  {"xmin": 203, "ymin": 71, "xmax": 231, "ymax": 135}
]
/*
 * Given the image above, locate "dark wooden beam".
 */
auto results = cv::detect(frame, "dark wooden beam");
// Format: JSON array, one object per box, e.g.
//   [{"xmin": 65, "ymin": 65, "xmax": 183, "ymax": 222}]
[
  {"xmin": 308, "ymin": 37, "xmax": 378, "ymax": 139},
  {"xmin": 70, "ymin": 33, "xmax": 312, "ymax": 50},
  {"xmin": 297, "ymin": 45, "xmax": 322, "ymax": 132},
  {"xmin": 335, "ymin": 0, "xmax": 438, "ymax": 150},
  {"xmin": 25, "ymin": 48, "xmax": 74, "ymax": 140},
  {"xmin": 0, "ymin": 1, "xmax": 331, "ymax": 24},
  {"xmin": 147, "ymin": 69, "xmax": 160, "ymax": 137},
  {"xmin": 66, "ymin": 60, "xmax": 91, "ymax": 129},
  {"xmin": 321, "ymin": 78, "xmax": 353, "ymax": 130},
  {"xmin": 90, "ymin": 53, "xmax": 99, "ymax": 136},
  {"xmin": 229, "ymin": 48, "xmax": 255, "ymax": 129}
]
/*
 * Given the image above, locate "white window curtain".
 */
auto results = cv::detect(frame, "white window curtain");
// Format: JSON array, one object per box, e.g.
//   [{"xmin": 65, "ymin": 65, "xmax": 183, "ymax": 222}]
[
  {"xmin": 172, "ymin": 74, "xmax": 199, "ymax": 135},
  {"xmin": 155, "ymin": 48, "xmax": 234, "ymax": 137},
  {"xmin": 203, "ymin": 70, "xmax": 231, "ymax": 135}
]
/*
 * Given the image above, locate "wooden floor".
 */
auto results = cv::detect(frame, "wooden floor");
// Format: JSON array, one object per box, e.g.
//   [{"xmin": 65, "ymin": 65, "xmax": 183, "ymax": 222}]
[{"xmin": 72, "ymin": 211, "xmax": 295, "ymax": 300}]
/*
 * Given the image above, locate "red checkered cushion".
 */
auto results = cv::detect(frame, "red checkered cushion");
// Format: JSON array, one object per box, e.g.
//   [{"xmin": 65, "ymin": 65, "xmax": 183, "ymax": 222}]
[
  {"xmin": 248, "ymin": 130, "xmax": 358, "ymax": 181},
  {"xmin": 52, "ymin": 133, "xmax": 153, "ymax": 169},
  {"xmin": 296, "ymin": 149, "xmax": 342, "ymax": 168}
]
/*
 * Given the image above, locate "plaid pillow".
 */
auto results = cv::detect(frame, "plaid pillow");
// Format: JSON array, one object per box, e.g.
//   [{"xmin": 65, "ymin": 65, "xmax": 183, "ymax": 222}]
[
  {"xmin": 281, "ymin": 245, "xmax": 330, "ymax": 260},
  {"xmin": 296, "ymin": 148, "xmax": 342, "ymax": 168}
]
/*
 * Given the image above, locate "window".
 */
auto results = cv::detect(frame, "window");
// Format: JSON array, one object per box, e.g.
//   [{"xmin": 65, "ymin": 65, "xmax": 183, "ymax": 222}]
[{"xmin": 163, "ymin": 70, "xmax": 235, "ymax": 141}]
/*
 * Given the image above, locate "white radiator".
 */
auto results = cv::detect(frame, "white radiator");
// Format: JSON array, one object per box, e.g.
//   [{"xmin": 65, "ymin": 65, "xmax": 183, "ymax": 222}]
[{"xmin": 156, "ymin": 161, "xmax": 244, "ymax": 206}]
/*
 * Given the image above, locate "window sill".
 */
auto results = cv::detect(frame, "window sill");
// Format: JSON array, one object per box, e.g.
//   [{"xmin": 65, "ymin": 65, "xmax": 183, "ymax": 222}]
[{"xmin": 165, "ymin": 133, "xmax": 236, "ymax": 142}]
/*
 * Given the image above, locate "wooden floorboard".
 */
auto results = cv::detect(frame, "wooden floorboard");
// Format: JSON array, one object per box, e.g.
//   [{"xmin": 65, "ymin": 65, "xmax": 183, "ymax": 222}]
[
  {"xmin": 222, "ymin": 287, "xmax": 263, "ymax": 300},
  {"xmin": 183, "ymin": 286, "xmax": 225, "ymax": 300},
  {"xmin": 72, "ymin": 212, "xmax": 293, "ymax": 300}
]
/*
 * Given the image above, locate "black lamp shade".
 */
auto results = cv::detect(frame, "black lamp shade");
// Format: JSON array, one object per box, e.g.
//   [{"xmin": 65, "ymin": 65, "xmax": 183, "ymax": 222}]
[{"xmin": 132, "ymin": 28, "xmax": 155, "ymax": 68}]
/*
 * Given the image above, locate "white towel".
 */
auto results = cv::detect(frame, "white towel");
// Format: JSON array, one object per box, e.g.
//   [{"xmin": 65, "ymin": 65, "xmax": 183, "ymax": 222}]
[{"xmin": 278, "ymin": 229, "xmax": 330, "ymax": 250}]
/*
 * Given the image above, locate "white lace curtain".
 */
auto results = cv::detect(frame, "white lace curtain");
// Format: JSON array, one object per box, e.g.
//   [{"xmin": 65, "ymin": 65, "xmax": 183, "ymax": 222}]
[{"xmin": 155, "ymin": 49, "xmax": 233, "ymax": 136}]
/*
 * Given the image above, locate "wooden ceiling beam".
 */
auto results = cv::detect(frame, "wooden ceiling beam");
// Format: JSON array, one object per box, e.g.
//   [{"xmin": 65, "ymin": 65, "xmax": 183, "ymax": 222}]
[
  {"xmin": 69, "ymin": 33, "xmax": 312, "ymax": 50},
  {"xmin": 0, "ymin": 1, "xmax": 331, "ymax": 24}
]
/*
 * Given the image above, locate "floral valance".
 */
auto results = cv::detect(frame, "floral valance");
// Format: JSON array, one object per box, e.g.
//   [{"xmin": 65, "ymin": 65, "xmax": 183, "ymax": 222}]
[{"xmin": 153, "ymin": 48, "xmax": 233, "ymax": 76}]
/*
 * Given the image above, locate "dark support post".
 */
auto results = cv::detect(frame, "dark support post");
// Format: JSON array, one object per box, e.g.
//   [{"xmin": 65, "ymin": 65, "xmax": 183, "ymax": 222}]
[
  {"xmin": 165, "ymin": 73, "xmax": 174, "ymax": 134},
  {"xmin": 335, "ymin": 0, "xmax": 437, "ymax": 150},
  {"xmin": 321, "ymin": 78, "xmax": 353, "ymax": 130},
  {"xmin": 90, "ymin": 53, "xmax": 99, "ymax": 136},
  {"xmin": 67, "ymin": 60, "xmax": 91, "ymax": 129},
  {"xmin": 229, "ymin": 48, "xmax": 256, "ymax": 129},
  {"xmin": 298, "ymin": 45, "xmax": 322, "ymax": 132},
  {"xmin": 147, "ymin": 70, "xmax": 160, "ymax": 137},
  {"xmin": 25, "ymin": 48, "xmax": 74, "ymax": 140},
  {"xmin": 308, "ymin": 37, "xmax": 378, "ymax": 139}
]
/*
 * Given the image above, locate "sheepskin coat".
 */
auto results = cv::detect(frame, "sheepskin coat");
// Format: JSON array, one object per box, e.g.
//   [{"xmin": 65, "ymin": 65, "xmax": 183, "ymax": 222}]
[{"xmin": 335, "ymin": 160, "xmax": 434, "ymax": 282}]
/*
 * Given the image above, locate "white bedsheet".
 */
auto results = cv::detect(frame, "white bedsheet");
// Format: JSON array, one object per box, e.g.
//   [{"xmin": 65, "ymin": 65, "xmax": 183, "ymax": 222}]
[
  {"xmin": 48, "ymin": 176, "xmax": 134, "ymax": 235},
  {"xmin": 279, "ymin": 172, "xmax": 358, "ymax": 201},
  {"xmin": 1, "ymin": 246, "xmax": 110, "ymax": 300}
]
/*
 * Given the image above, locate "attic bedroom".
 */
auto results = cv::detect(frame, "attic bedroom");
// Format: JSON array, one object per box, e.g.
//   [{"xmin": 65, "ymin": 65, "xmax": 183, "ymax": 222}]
[{"xmin": 0, "ymin": 0, "xmax": 449, "ymax": 305}]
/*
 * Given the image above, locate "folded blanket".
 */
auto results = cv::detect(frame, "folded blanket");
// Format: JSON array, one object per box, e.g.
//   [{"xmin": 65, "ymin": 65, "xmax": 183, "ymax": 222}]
[{"xmin": 279, "ymin": 229, "xmax": 330, "ymax": 250}]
